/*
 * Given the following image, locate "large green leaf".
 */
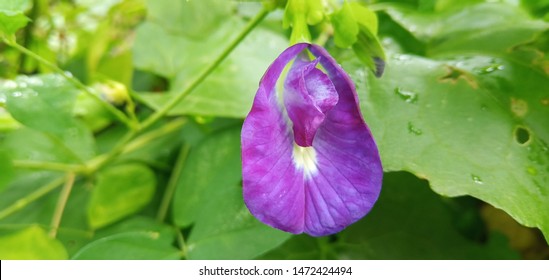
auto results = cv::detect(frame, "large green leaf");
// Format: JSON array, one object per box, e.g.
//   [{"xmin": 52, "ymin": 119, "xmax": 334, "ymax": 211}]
[
  {"xmin": 133, "ymin": 0, "xmax": 288, "ymax": 118},
  {"xmin": 0, "ymin": 225, "xmax": 68, "ymax": 260},
  {"xmin": 3, "ymin": 75, "xmax": 96, "ymax": 161},
  {"xmin": 337, "ymin": 172, "xmax": 519, "ymax": 259},
  {"xmin": 87, "ymin": 163, "xmax": 156, "ymax": 229},
  {"xmin": 3, "ymin": 128, "xmax": 83, "ymax": 163},
  {"xmin": 380, "ymin": 2, "xmax": 549, "ymax": 56},
  {"xmin": 144, "ymin": 0, "xmax": 233, "ymax": 39},
  {"xmin": 172, "ymin": 127, "xmax": 290, "ymax": 259},
  {"xmin": 337, "ymin": 49, "xmax": 549, "ymax": 240},
  {"xmin": 172, "ymin": 128, "xmax": 242, "ymax": 227},
  {"xmin": 71, "ymin": 231, "xmax": 181, "ymax": 260},
  {"xmin": 261, "ymin": 172, "xmax": 519, "ymax": 259}
]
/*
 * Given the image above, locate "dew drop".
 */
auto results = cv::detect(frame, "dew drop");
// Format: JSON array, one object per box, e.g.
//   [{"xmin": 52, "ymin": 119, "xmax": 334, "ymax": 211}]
[
  {"xmin": 393, "ymin": 54, "xmax": 410, "ymax": 61},
  {"xmin": 394, "ymin": 87, "xmax": 418, "ymax": 103},
  {"xmin": 25, "ymin": 76, "xmax": 44, "ymax": 86},
  {"xmin": 407, "ymin": 122, "xmax": 423, "ymax": 135},
  {"xmin": 475, "ymin": 64, "xmax": 505, "ymax": 75},
  {"xmin": 3, "ymin": 80, "xmax": 18, "ymax": 89},
  {"xmin": 11, "ymin": 91, "xmax": 23, "ymax": 97},
  {"xmin": 471, "ymin": 174, "xmax": 484, "ymax": 185}
]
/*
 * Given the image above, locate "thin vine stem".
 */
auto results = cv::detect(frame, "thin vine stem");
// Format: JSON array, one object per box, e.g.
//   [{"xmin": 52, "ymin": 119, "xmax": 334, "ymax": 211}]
[
  {"xmin": 87, "ymin": 7, "xmax": 270, "ymax": 172},
  {"xmin": 49, "ymin": 173, "xmax": 76, "ymax": 238},
  {"xmin": 156, "ymin": 144, "xmax": 190, "ymax": 222},
  {"xmin": 12, "ymin": 160, "xmax": 88, "ymax": 174},
  {"xmin": 123, "ymin": 118, "xmax": 188, "ymax": 155},
  {"xmin": 0, "ymin": 176, "xmax": 65, "ymax": 220},
  {"xmin": 176, "ymin": 228, "xmax": 187, "ymax": 259},
  {"xmin": 3, "ymin": 39, "xmax": 136, "ymax": 130}
]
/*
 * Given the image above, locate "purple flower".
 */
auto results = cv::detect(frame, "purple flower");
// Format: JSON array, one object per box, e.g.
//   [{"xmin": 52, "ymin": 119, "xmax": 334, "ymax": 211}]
[{"xmin": 241, "ymin": 43, "xmax": 382, "ymax": 236}]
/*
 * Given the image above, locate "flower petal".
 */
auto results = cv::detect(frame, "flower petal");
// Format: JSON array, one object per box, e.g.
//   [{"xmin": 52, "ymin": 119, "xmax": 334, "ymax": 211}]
[
  {"xmin": 242, "ymin": 43, "xmax": 382, "ymax": 237},
  {"xmin": 284, "ymin": 55, "xmax": 339, "ymax": 147},
  {"xmin": 304, "ymin": 44, "xmax": 383, "ymax": 236},
  {"xmin": 242, "ymin": 43, "xmax": 308, "ymax": 234}
]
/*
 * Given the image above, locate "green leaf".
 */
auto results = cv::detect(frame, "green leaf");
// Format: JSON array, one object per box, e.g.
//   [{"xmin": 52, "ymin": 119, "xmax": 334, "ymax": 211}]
[
  {"xmin": 145, "ymin": 0, "xmax": 233, "ymax": 40},
  {"xmin": 72, "ymin": 216, "xmax": 178, "ymax": 260},
  {"xmin": 338, "ymin": 172, "xmax": 519, "ymax": 259},
  {"xmin": 88, "ymin": 164, "xmax": 156, "ymax": 229},
  {"xmin": 337, "ymin": 49, "xmax": 549, "ymax": 241},
  {"xmin": 94, "ymin": 216, "xmax": 175, "ymax": 242},
  {"xmin": 0, "ymin": 171, "xmax": 63, "ymax": 224},
  {"xmin": 0, "ymin": 149, "xmax": 14, "ymax": 192},
  {"xmin": 133, "ymin": 21, "xmax": 287, "ymax": 118},
  {"xmin": 381, "ymin": 3, "xmax": 549, "ymax": 55},
  {"xmin": 0, "ymin": 107, "xmax": 20, "ymax": 131},
  {"xmin": 0, "ymin": 225, "xmax": 68, "ymax": 259},
  {"xmin": 172, "ymin": 128, "xmax": 242, "ymax": 227},
  {"xmin": 259, "ymin": 235, "xmax": 329, "ymax": 259},
  {"xmin": 3, "ymin": 128, "xmax": 82, "ymax": 163},
  {"xmin": 1, "ymin": 75, "xmax": 78, "ymax": 114},
  {"xmin": 331, "ymin": 1, "xmax": 359, "ymax": 48},
  {"xmin": 0, "ymin": 0, "xmax": 31, "ymax": 40},
  {"xmin": 172, "ymin": 128, "xmax": 290, "ymax": 259},
  {"xmin": 261, "ymin": 172, "xmax": 519, "ymax": 259},
  {"xmin": 71, "ymin": 231, "xmax": 181, "ymax": 260},
  {"xmin": 3, "ymin": 75, "xmax": 96, "ymax": 161}
]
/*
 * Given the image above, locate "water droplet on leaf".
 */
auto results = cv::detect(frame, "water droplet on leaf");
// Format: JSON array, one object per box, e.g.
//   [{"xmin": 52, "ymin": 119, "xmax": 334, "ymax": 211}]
[
  {"xmin": 475, "ymin": 64, "xmax": 504, "ymax": 74},
  {"xmin": 3, "ymin": 80, "xmax": 17, "ymax": 89},
  {"xmin": 471, "ymin": 174, "xmax": 484, "ymax": 185}
]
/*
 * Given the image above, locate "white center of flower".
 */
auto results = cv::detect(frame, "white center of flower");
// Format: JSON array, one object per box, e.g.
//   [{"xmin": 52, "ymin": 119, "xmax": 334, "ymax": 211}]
[{"xmin": 292, "ymin": 144, "xmax": 318, "ymax": 178}]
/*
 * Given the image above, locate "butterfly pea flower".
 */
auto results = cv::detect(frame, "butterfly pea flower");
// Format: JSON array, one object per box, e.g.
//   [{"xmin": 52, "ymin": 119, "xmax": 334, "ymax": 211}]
[{"xmin": 242, "ymin": 43, "xmax": 382, "ymax": 236}]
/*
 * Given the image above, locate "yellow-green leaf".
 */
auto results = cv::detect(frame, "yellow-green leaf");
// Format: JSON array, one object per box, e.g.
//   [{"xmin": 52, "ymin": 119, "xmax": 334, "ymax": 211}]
[{"xmin": 0, "ymin": 225, "xmax": 68, "ymax": 259}]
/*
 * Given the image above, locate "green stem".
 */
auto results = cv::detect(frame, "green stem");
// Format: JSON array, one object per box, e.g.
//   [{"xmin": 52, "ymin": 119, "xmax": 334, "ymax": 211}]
[
  {"xmin": 87, "ymin": 131, "xmax": 136, "ymax": 172},
  {"xmin": 87, "ymin": 117, "xmax": 187, "ymax": 172},
  {"xmin": 156, "ymin": 144, "xmax": 190, "ymax": 222},
  {"xmin": 123, "ymin": 118, "xmax": 187, "ymax": 155},
  {"xmin": 140, "ymin": 7, "xmax": 270, "ymax": 130},
  {"xmin": 176, "ymin": 228, "xmax": 187, "ymax": 259},
  {"xmin": 12, "ymin": 160, "xmax": 88, "ymax": 174},
  {"xmin": 49, "ymin": 173, "xmax": 76, "ymax": 238},
  {"xmin": 3, "ymin": 40, "xmax": 136, "ymax": 130},
  {"xmin": 0, "ymin": 176, "xmax": 65, "ymax": 220}
]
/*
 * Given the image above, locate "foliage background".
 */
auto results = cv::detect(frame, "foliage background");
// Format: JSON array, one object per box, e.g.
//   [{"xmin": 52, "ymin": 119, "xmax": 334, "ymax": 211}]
[{"xmin": 0, "ymin": 0, "xmax": 548, "ymax": 259}]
